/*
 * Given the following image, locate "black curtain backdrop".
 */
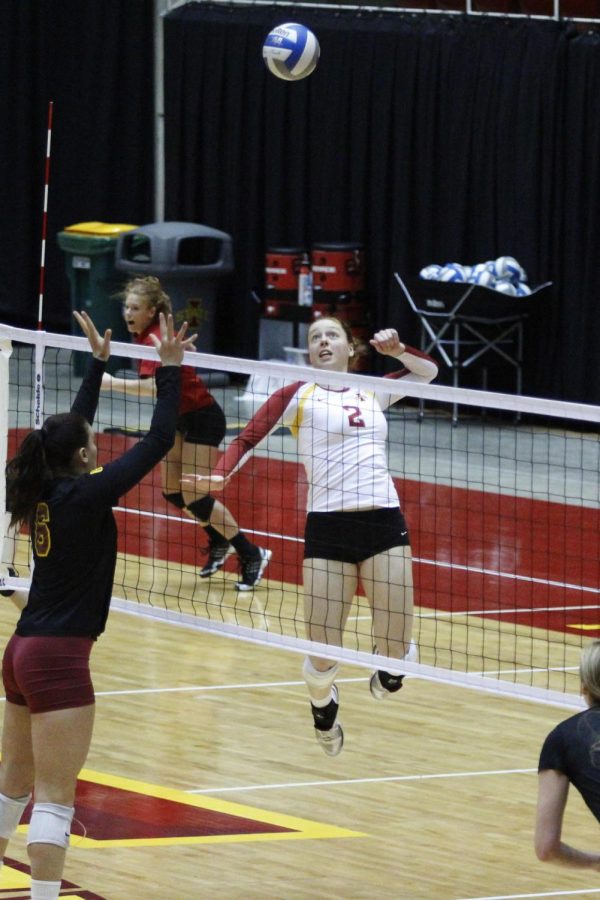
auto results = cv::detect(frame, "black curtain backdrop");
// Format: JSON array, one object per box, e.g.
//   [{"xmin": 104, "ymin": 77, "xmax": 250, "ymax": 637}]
[
  {"xmin": 0, "ymin": 0, "xmax": 155, "ymax": 333},
  {"xmin": 164, "ymin": 4, "xmax": 600, "ymax": 404}
]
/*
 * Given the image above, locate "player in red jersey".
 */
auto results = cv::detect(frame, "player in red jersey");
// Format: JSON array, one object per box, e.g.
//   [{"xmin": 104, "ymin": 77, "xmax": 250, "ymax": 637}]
[
  {"xmin": 102, "ymin": 276, "xmax": 270, "ymax": 591},
  {"xmin": 194, "ymin": 318, "xmax": 438, "ymax": 755}
]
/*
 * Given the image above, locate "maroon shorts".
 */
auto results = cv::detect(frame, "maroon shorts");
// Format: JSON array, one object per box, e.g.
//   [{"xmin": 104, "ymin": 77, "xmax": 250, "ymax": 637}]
[{"xmin": 2, "ymin": 634, "xmax": 95, "ymax": 713}]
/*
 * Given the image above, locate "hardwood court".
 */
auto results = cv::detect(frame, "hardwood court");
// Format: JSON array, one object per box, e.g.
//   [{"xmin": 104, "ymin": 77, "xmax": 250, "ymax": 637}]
[
  {"xmin": 0, "ymin": 579, "xmax": 598, "ymax": 899},
  {"xmin": 2, "ymin": 395, "xmax": 598, "ymax": 896}
]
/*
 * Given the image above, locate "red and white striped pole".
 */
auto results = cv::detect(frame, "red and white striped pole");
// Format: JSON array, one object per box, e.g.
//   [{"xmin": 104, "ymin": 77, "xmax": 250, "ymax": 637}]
[{"xmin": 37, "ymin": 100, "xmax": 54, "ymax": 330}]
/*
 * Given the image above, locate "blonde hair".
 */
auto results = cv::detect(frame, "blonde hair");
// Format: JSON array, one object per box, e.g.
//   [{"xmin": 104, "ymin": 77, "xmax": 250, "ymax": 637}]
[
  {"xmin": 122, "ymin": 275, "xmax": 172, "ymax": 320},
  {"xmin": 580, "ymin": 641, "xmax": 600, "ymax": 703}
]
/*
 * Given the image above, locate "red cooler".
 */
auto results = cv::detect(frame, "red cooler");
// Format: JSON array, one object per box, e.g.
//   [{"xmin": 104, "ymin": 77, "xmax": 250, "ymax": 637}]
[
  {"xmin": 265, "ymin": 247, "xmax": 307, "ymax": 301},
  {"xmin": 311, "ymin": 243, "xmax": 365, "ymax": 301}
]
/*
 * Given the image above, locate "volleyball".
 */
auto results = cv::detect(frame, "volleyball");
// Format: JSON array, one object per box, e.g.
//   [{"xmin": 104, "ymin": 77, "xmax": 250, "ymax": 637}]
[
  {"xmin": 493, "ymin": 256, "xmax": 525, "ymax": 284},
  {"xmin": 419, "ymin": 264, "xmax": 442, "ymax": 280},
  {"xmin": 439, "ymin": 264, "xmax": 467, "ymax": 282},
  {"xmin": 262, "ymin": 23, "xmax": 320, "ymax": 82},
  {"xmin": 494, "ymin": 279, "xmax": 517, "ymax": 296}
]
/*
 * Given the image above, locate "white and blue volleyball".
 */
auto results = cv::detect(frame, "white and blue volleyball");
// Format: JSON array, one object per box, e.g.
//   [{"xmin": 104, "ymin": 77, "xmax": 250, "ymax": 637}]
[
  {"xmin": 439, "ymin": 263, "xmax": 467, "ymax": 282},
  {"xmin": 471, "ymin": 264, "xmax": 495, "ymax": 287},
  {"xmin": 494, "ymin": 279, "xmax": 517, "ymax": 296},
  {"xmin": 493, "ymin": 256, "xmax": 525, "ymax": 284},
  {"xmin": 419, "ymin": 264, "xmax": 442, "ymax": 280},
  {"xmin": 263, "ymin": 23, "xmax": 320, "ymax": 82}
]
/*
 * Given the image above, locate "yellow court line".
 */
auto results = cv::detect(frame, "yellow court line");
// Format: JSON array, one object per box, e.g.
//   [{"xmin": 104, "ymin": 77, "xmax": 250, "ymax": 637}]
[{"xmin": 16, "ymin": 766, "xmax": 365, "ymax": 848}]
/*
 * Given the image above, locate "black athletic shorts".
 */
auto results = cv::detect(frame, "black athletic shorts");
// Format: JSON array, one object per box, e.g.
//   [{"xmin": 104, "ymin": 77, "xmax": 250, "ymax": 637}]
[
  {"xmin": 303, "ymin": 507, "xmax": 410, "ymax": 564},
  {"xmin": 177, "ymin": 401, "xmax": 226, "ymax": 447}
]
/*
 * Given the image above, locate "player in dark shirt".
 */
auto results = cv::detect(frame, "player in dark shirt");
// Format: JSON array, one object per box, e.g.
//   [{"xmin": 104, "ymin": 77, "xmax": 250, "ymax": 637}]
[
  {"xmin": 0, "ymin": 310, "xmax": 193, "ymax": 900},
  {"xmin": 536, "ymin": 639, "xmax": 600, "ymax": 869}
]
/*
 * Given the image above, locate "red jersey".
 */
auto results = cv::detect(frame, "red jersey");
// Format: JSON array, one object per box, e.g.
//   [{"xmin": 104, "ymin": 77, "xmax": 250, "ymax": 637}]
[{"xmin": 135, "ymin": 323, "xmax": 214, "ymax": 414}]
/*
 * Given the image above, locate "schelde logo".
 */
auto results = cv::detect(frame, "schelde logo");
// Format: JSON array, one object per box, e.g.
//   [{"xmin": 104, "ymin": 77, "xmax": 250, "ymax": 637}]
[{"xmin": 426, "ymin": 299, "xmax": 445, "ymax": 309}]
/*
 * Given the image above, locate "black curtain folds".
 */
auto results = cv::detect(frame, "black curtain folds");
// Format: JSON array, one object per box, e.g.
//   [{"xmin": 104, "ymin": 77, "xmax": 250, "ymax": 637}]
[
  {"xmin": 164, "ymin": 4, "xmax": 600, "ymax": 403},
  {"xmin": 0, "ymin": 0, "xmax": 155, "ymax": 333}
]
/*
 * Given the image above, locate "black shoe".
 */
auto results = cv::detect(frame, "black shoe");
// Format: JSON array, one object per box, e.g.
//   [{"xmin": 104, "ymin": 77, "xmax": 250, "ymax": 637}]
[
  {"xmin": 199, "ymin": 542, "xmax": 233, "ymax": 578},
  {"xmin": 235, "ymin": 547, "xmax": 272, "ymax": 591}
]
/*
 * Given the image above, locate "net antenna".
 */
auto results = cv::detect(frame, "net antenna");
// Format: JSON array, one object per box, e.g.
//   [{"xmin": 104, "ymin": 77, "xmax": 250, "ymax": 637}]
[{"xmin": 34, "ymin": 100, "xmax": 54, "ymax": 429}]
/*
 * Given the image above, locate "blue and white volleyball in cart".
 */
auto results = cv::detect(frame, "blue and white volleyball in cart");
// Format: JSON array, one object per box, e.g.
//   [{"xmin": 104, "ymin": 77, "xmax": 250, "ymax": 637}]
[
  {"xmin": 439, "ymin": 263, "xmax": 467, "ymax": 282},
  {"xmin": 493, "ymin": 256, "xmax": 526, "ymax": 284},
  {"xmin": 262, "ymin": 23, "xmax": 320, "ymax": 81}
]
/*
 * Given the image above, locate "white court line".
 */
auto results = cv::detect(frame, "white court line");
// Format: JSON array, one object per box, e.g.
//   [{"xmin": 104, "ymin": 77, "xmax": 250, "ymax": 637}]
[
  {"xmin": 187, "ymin": 766, "xmax": 535, "ymax": 794},
  {"xmin": 457, "ymin": 889, "xmax": 600, "ymax": 899},
  {"xmin": 416, "ymin": 556, "xmax": 600, "ymax": 596},
  {"xmin": 88, "ymin": 665, "xmax": 577, "ymax": 698},
  {"xmin": 419, "ymin": 603, "xmax": 600, "ymax": 619},
  {"xmin": 91, "ymin": 678, "xmax": 345, "ymax": 697}
]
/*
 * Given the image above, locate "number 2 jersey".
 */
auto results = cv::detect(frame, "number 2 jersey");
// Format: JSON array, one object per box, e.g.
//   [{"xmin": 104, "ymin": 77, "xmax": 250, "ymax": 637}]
[
  {"xmin": 214, "ymin": 347, "xmax": 437, "ymax": 513},
  {"xmin": 16, "ymin": 358, "xmax": 180, "ymax": 640}
]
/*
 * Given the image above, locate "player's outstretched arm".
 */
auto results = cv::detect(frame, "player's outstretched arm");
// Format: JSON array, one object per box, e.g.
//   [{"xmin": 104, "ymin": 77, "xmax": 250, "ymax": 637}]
[
  {"xmin": 181, "ymin": 473, "xmax": 230, "ymax": 493},
  {"xmin": 535, "ymin": 769, "xmax": 600, "ymax": 869},
  {"xmin": 148, "ymin": 312, "xmax": 197, "ymax": 367},
  {"xmin": 73, "ymin": 310, "xmax": 111, "ymax": 361}
]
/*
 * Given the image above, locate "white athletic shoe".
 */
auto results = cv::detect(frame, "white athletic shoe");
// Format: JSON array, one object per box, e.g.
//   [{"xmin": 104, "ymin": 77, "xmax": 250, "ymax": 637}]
[
  {"xmin": 315, "ymin": 722, "xmax": 344, "ymax": 757},
  {"xmin": 370, "ymin": 640, "xmax": 419, "ymax": 700}
]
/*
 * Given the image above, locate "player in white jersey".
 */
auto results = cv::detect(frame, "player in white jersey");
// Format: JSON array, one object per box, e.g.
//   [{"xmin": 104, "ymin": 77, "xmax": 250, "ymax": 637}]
[{"xmin": 193, "ymin": 318, "xmax": 438, "ymax": 756}]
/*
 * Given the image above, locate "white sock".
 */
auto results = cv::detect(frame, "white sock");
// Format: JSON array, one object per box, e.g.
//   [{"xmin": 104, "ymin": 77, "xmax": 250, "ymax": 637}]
[{"xmin": 30, "ymin": 879, "xmax": 62, "ymax": 900}]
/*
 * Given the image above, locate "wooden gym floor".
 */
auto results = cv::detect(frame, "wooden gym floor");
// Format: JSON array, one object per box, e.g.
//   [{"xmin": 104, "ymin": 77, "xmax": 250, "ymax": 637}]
[{"xmin": 0, "ymin": 587, "xmax": 597, "ymax": 900}]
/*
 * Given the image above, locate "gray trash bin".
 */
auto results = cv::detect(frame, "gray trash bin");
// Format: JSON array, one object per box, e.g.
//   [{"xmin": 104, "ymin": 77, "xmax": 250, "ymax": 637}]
[{"xmin": 114, "ymin": 222, "xmax": 234, "ymax": 353}]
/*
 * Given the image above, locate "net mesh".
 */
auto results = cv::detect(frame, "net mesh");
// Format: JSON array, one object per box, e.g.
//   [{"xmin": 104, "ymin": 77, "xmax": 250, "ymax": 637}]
[{"xmin": 1, "ymin": 322, "xmax": 598, "ymax": 707}]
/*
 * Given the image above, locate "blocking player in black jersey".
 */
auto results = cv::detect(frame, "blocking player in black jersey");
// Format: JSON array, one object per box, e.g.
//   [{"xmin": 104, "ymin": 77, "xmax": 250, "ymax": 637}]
[
  {"xmin": 536, "ymin": 640, "xmax": 600, "ymax": 869},
  {"xmin": 0, "ymin": 310, "xmax": 193, "ymax": 900}
]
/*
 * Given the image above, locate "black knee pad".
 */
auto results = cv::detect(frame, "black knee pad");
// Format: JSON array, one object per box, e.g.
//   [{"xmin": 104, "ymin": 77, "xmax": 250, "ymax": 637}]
[
  {"xmin": 187, "ymin": 495, "xmax": 216, "ymax": 524},
  {"xmin": 163, "ymin": 491, "xmax": 186, "ymax": 510}
]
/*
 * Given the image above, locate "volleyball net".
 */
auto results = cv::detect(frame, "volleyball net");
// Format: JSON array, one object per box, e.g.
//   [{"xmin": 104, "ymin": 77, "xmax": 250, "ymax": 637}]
[{"xmin": 1, "ymin": 322, "xmax": 599, "ymax": 709}]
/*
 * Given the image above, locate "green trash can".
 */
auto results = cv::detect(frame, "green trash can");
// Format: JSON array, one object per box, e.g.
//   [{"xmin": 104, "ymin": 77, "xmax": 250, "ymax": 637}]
[{"xmin": 57, "ymin": 221, "xmax": 138, "ymax": 374}]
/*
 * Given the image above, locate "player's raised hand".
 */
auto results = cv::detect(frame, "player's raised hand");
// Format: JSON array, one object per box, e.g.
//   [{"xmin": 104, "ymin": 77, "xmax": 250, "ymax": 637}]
[
  {"xmin": 73, "ymin": 310, "xmax": 111, "ymax": 361},
  {"xmin": 369, "ymin": 328, "xmax": 406, "ymax": 358},
  {"xmin": 149, "ymin": 312, "xmax": 197, "ymax": 366}
]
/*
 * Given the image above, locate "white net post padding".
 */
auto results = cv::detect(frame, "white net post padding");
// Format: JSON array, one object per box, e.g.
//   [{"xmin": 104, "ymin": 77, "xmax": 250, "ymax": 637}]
[{"xmin": 1, "ymin": 321, "xmax": 599, "ymax": 708}]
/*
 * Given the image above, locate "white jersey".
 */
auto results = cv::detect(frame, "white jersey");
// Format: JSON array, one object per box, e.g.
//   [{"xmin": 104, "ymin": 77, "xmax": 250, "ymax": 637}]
[
  {"xmin": 216, "ymin": 347, "xmax": 438, "ymax": 513},
  {"xmin": 281, "ymin": 383, "xmax": 397, "ymax": 512}
]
